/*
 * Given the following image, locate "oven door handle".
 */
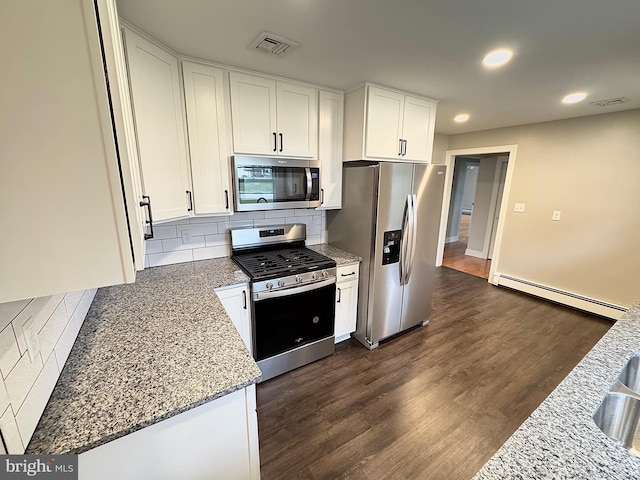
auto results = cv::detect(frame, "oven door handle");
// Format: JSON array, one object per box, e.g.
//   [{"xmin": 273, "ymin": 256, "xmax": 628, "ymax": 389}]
[{"xmin": 253, "ymin": 278, "xmax": 336, "ymax": 301}]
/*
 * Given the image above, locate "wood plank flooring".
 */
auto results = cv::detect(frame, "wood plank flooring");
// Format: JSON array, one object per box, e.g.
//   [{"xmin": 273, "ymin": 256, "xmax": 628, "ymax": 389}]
[
  {"xmin": 256, "ymin": 267, "xmax": 612, "ymax": 480},
  {"xmin": 442, "ymin": 213, "xmax": 491, "ymax": 279}
]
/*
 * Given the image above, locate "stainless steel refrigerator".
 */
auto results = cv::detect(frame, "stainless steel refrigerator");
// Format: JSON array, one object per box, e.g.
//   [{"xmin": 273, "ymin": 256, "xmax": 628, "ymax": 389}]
[{"xmin": 327, "ymin": 161, "xmax": 446, "ymax": 349}]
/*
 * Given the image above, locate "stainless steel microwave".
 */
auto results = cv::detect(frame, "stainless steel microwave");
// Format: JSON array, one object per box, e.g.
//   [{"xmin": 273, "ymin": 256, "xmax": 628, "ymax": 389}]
[{"xmin": 231, "ymin": 156, "xmax": 321, "ymax": 211}]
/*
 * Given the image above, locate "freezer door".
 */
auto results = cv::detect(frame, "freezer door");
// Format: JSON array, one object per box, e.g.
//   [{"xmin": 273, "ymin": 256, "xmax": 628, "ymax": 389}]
[
  {"xmin": 369, "ymin": 162, "xmax": 414, "ymax": 344},
  {"xmin": 400, "ymin": 164, "xmax": 446, "ymax": 331}
]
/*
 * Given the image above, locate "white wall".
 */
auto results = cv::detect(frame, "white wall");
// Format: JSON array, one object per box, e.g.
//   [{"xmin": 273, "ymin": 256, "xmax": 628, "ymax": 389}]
[
  {"xmin": 467, "ymin": 157, "xmax": 498, "ymax": 254},
  {"xmin": 145, "ymin": 210, "xmax": 326, "ymax": 267},
  {"xmin": 448, "ymin": 109, "xmax": 640, "ymax": 308},
  {"xmin": 0, "ymin": 289, "xmax": 96, "ymax": 453}
]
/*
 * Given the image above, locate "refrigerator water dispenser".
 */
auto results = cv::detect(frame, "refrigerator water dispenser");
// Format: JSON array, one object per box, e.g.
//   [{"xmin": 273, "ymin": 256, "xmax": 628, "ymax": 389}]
[{"xmin": 382, "ymin": 230, "xmax": 402, "ymax": 265}]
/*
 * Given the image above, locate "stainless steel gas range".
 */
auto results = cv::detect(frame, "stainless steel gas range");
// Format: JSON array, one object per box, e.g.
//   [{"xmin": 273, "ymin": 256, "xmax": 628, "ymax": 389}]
[{"xmin": 230, "ymin": 224, "xmax": 336, "ymax": 382}]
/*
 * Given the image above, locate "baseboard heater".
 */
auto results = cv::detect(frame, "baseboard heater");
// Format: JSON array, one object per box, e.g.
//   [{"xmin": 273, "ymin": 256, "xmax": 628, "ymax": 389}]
[{"xmin": 495, "ymin": 274, "xmax": 628, "ymax": 320}]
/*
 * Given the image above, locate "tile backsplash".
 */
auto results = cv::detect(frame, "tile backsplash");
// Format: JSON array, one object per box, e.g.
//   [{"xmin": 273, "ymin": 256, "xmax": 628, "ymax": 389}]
[
  {"xmin": 0, "ymin": 289, "xmax": 96, "ymax": 453},
  {"xmin": 145, "ymin": 209, "xmax": 327, "ymax": 268}
]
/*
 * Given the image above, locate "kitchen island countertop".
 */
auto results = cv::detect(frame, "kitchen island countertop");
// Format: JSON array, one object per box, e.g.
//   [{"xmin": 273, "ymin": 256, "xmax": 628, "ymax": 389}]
[{"xmin": 474, "ymin": 301, "xmax": 640, "ymax": 479}]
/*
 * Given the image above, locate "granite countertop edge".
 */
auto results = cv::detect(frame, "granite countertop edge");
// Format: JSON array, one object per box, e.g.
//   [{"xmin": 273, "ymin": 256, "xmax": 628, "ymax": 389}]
[{"xmin": 473, "ymin": 301, "xmax": 640, "ymax": 479}]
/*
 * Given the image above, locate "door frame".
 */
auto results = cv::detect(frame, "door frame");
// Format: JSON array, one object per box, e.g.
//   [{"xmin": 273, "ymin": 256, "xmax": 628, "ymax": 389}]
[{"xmin": 436, "ymin": 144, "xmax": 518, "ymax": 285}]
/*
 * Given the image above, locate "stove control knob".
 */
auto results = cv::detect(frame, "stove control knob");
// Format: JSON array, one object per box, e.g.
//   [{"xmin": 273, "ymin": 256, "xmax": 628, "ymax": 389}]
[
  {"xmin": 311, "ymin": 272, "xmax": 318, "ymax": 280},
  {"xmin": 278, "ymin": 279, "xmax": 286, "ymax": 288},
  {"xmin": 266, "ymin": 282, "xmax": 273, "ymax": 290},
  {"xmin": 296, "ymin": 275, "xmax": 303, "ymax": 283},
  {"xmin": 322, "ymin": 270, "xmax": 329, "ymax": 278}
]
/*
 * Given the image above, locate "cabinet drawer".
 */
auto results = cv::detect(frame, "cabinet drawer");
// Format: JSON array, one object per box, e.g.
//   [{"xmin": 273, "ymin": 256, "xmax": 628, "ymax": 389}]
[{"xmin": 337, "ymin": 264, "xmax": 359, "ymax": 283}]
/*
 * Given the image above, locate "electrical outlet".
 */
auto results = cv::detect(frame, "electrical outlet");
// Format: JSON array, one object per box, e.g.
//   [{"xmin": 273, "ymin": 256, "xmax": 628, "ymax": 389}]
[
  {"xmin": 22, "ymin": 315, "xmax": 41, "ymax": 364},
  {"xmin": 514, "ymin": 203, "xmax": 526, "ymax": 213},
  {"xmin": 181, "ymin": 229, "xmax": 192, "ymax": 244},
  {"xmin": 552, "ymin": 210, "xmax": 562, "ymax": 221}
]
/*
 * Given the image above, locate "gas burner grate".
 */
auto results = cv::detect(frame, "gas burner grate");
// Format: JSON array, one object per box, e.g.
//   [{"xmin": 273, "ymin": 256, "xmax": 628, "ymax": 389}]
[{"xmin": 232, "ymin": 247, "xmax": 335, "ymax": 280}]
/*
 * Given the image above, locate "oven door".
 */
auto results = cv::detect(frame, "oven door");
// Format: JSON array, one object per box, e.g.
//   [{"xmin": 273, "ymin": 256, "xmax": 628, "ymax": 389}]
[{"xmin": 253, "ymin": 279, "xmax": 335, "ymax": 361}]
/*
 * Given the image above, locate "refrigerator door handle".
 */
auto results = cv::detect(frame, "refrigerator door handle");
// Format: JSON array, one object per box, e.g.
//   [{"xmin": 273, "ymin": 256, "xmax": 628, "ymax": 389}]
[
  {"xmin": 405, "ymin": 194, "xmax": 418, "ymax": 283},
  {"xmin": 400, "ymin": 194, "xmax": 413, "ymax": 285}
]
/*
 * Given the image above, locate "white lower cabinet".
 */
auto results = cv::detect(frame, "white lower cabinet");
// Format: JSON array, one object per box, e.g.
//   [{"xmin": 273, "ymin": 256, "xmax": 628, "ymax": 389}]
[
  {"xmin": 215, "ymin": 284, "xmax": 252, "ymax": 352},
  {"xmin": 79, "ymin": 385, "xmax": 260, "ymax": 480},
  {"xmin": 335, "ymin": 263, "xmax": 360, "ymax": 343}
]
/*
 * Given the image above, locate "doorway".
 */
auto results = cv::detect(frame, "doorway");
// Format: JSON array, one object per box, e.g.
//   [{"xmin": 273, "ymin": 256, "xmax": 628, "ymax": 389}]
[{"xmin": 436, "ymin": 145, "xmax": 518, "ymax": 284}]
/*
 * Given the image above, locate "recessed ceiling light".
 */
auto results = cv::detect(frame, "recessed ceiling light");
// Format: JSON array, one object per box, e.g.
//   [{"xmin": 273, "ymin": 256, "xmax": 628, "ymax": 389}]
[
  {"xmin": 562, "ymin": 92, "xmax": 587, "ymax": 104},
  {"xmin": 454, "ymin": 114, "xmax": 470, "ymax": 123},
  {"xmin": 482, "ymin": 49, "xmax": 513, "ymax": 68}
]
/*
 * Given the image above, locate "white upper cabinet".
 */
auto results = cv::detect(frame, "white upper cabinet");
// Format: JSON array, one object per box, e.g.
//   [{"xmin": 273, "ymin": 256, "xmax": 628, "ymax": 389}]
[
  {"xmin": 182, "ymin": 62, "xmax": 232, "ymax": 215},
  {"xmin": 317, "ymin": 90, "xmax": 344, "ymax": 210},
  {"xmin": 344, "ymin": 83, "xmax": 437, "ymax": 163},
  {"xmin": 0, "ymin": 0, "xmax": 143, "ymax": 303},
  {"xmin": 122, "ymin": 28, "xmax": 191, "ymax": 222},
  {"xmin": 229, "ymin": 72, "xmax": 318, "ymax": 158}
]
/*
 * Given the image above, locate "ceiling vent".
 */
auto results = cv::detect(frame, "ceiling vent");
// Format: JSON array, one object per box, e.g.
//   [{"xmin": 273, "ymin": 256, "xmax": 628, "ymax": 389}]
[
  {"xmin": 250, "ymin": 32, "xmax": 299, "ymax": 57},
  {"xmin": 591, "ymin": 97, "xmax": 627, "ymax": 107}
]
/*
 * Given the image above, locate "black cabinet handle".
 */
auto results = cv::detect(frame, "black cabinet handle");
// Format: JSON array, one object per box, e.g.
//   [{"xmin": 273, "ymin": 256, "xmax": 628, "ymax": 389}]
[
  {"xmin": 242, "ymin": 290, "xmax": 247, "ymax": 309},
  {"xmin": 186, "ymin": 190, "xmax": 193, "ymax": 212},
  {"xmin": 398, "ymin": 139, "xmax": 403, "ymax": 156},
  {"xmin": 139, "ymin": 195, "xmax": 154, "ymax": 240},
  {"xmin": 402, "ymin": 139, "xmax": 407, "ymax": 156},
  {"xmin": 273, "ymin": 132, "xmax": 277, "ymax": 152},
  {"xmin": 224, "ymin": 190, "xmax": 229, "ymax": 210},
  {"xmin": 340, "ymin": 272, "xmax": 356, "ymax": 277},
  {"xmin": 337, "ymin": 287, "xmax": 342, "ymax": 303},
  {"xmin": 321, "ymin": 188, "xmax": 324, "ymax": 205},
  {"xmin": 279, "ymin": 133, "xmax": 283, "ymax": 152}
]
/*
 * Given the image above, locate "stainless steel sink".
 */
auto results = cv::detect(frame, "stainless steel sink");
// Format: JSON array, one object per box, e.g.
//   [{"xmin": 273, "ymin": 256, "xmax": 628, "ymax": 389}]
[
  {"xmin": 617, "ymin": 355, "xmax": 640, "ymax": 395},
  {"xmin": 593, "ymin": 392, "xmax": 640, "ymax": 456}
]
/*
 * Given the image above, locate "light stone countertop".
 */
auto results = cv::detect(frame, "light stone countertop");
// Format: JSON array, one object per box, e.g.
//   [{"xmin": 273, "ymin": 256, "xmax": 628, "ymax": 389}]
[
  {"xmin": 26, "ymin": 245, "xmax": 360, "ymax": 456},
  {"xmin": 473, "ymin": 302, "xmax": 640, "ymax": 479},
  {"xmin": 26, "ymin": 257, "xmax": 259, "ymax": 455}
]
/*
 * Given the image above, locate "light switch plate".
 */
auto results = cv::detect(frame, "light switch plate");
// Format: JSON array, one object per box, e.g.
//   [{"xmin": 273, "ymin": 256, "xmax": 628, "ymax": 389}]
[
  {"xmin": 21, "ymin": 315, "xmax": 41, "ymax": 364},
  {"xmin": 514, "ymin": 203, "xmax": 526, "ymax": 213},
  {"xmin": 181, "ymin": 229, "xmax": 192, "ymax": 244}
]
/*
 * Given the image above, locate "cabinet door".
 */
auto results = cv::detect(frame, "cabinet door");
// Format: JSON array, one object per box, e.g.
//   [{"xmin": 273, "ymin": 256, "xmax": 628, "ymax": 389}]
[
  {"xmin": 215, "ymin": 285, "xmax": 252, "ymax": 352},
  {"xmin": 182, "ymin": 62, "xmax": 232, "ymax": 215},
  {"xmin": 335, "ymin": 279, "xmax": 358, "ymax": 341},
  {"xmin": 364, "ymin": 86, "xmax": 404, "ymax": 159},
  {"xmin": 276, "ymin": 81, "xmax": 318, "ymax": 158},
  {"xmin": 0, "ymin": 0, "xmax": 137, "ymax": 303},
  {"xmin": 401, "ymin": 95, "xmax": 436, "ymax": 162},
  {"xmin": 229, "ymin": 72, "xmax": 277, "ymax": 155},
  {"xmin": 317, "ymin": 91, "xmax": 344, "ymax": 209},
  {"xmin": 123, "ymin": 28, "xmax": 191, "ymax": 222}
]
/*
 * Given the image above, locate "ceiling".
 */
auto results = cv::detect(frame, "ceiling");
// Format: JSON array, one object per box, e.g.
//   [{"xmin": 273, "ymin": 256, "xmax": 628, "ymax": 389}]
[{"xmin": 116, "ymin": 0, "xmax": 640, "ymax": 135}]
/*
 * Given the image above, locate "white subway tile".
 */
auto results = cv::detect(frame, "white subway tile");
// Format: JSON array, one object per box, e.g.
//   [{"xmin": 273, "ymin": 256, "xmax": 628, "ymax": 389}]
[
  {"xmin": 204, "ymin": 234, "xmax": 229, "ymax": 247},
  {"xmin": 157, "ymin": 218, "xmax": 190, "ymax": 226},
  {"xmin": 13, "ymin": 297, "xmax": 61, "ymax": 354},
  {"xmin": 0, "ymin": 405, "xmax": 24, "ymax": 454},
  {"xmin": 0, "ymin": 325, "xmax": 20, "ymax": 379},
  {"xmin": 54, "ymin": 315, "xmax": 81, "ymax": 372},
  {"xmin": 0, "ymin": 300, "xmax": 30, "ymax": 332},
  {"xmin": 217, "ymin": 220, "xmax": 254, "ymax": 234},
  {"xmin": 144, "ymin": 255, "xmax": 150, "ymax": 268},
  {"xmin": 265, "ymin": 209, "xmax": 294, "ymax": 218},
  {"xmin": 193, "ymin": 245, "xmax": 229, "ymax": 261},
  {"xmin": 306, "ymin": 235, "xmax": 324, "ymax": 246},
  {"xmin": 178, "ymin": 223, "xmax": 218, "ymax": 236},
  {"xmin": 147, "ymin": 250, "xmax": 194, "ymax": 268},
  {"xmin": 254, "ymin": 218, "xmax": 286, "ymax": 227},
  {"xmin": 294, "ymin": 209, "xmax": 320, "ymax": 217},
  {"xmin": 162, "ymin": 236, "xmax": 206, "ymax": 252},
  {"xmin": 74, "ymin": 290, "xmax": 96, "ymax": 329},
  {"xmin": 38, "ymin": 302, "xmax": 70, "ymax": 362},
  {"xmin": 0, "ymin": 378, "xmax": 9, "ymax": 413},
  {"xmin": 151, "ymin": 225, "xmax": 178, "ymax": 239},
  {"xmin": 145, "ymin": 239, "xmax": 163, "ymax": 254},
  {"xmin": 190, "ymin": 215, "xmax": 229, "ymax": 223},
  {"xmin": 231, "ymin": 211, "xmax": 265, "ymax": 221},
  {"xmin": 5, "ymin": 352, "xmax": 43, "ymax": 410},
  {"xmin": 63, "ymin": 291, "xmax": 84, "ymax": 317},
  {"xmin": 15, "ymin": 354, "xmax": 58, "ymax": 449}
]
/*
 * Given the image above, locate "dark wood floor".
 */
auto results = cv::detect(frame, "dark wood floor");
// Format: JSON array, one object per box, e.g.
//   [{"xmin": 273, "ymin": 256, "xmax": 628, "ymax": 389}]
[{"xmin": 256, "ymin": 267, "xmax": 612, "ymax": 480}]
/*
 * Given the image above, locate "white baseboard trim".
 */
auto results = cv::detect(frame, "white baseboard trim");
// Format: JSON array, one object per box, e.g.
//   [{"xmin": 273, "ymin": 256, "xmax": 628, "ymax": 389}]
[
  {"xmin": 494, "ymin": 273, "xmax": 627, "ymax": 320},
  {"xmin": 445, "ymin": 236, "xmax": 459, "ymax": 243},
  {"xmin": 465, "ymin": 248, "xmax": 486, "ymax": 259}
]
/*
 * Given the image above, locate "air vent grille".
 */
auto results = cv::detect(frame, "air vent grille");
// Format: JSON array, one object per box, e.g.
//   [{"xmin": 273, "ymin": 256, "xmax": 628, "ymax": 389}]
[
  {"xmin": 591, "ymin": 97, "xmax": 627, "ymax": 107},
  {"xmin": 250, "ymin": 32, "xmax": 299, "ymax": 57}
]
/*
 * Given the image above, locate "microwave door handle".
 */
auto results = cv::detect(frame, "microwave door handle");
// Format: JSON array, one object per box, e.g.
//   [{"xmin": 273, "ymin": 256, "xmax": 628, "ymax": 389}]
[{"xmin": 305, "ymin": 167, "xmax": 312, "ymax": 201}]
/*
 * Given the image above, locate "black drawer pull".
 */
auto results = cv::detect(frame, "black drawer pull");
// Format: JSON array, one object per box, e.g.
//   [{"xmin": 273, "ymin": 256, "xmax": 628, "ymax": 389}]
[
  {"xmin": 140, "ymin": 195, "xmax": 154, "ymax": 240},
  {"xmin": 340, "ymin": 272, "xmax": 356, "ymax": 277}
]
